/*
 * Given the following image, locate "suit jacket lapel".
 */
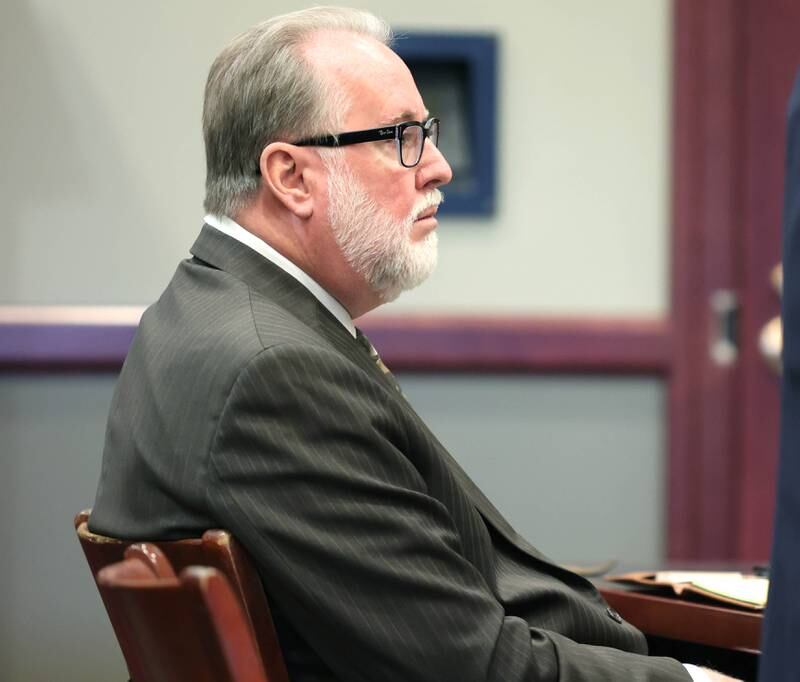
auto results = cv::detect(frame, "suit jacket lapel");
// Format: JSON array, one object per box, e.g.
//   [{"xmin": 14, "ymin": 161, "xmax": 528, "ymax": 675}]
[
  {"xmin": 190, "ymin": 224, "xmax": 379, "ymax": 378},
  {"xmin": 436, "ymin": 447, "xmax": 550, "ymax": 561}
]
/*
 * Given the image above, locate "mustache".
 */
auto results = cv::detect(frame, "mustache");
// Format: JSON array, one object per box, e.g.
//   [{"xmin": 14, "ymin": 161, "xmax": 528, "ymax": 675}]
[{"xmin": 411, "ymin": 189, "xmax": 444, "ymax": 220}]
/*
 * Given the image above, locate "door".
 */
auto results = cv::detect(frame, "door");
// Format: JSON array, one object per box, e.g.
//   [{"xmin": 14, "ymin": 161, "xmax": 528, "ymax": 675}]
[{"xmin": 669, "ymin": 0, "xmax": 800, "ymax": 560}]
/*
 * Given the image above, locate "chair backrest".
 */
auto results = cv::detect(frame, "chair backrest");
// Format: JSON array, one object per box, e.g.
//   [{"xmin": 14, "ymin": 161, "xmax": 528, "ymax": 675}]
[
  {"xmin": 75, "ymin": 510, "xmax": 289, "ymax": 682},
  {"xmin": 97, "ymin": 544, "xmax": 268, "ymax": 682}
]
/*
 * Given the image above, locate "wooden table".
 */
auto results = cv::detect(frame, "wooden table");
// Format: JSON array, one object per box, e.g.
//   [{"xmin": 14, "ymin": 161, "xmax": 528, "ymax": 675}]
[
  {"xmin": 599, "ymin": 585, "xmax": 762, "ymax": 653},
  {"xmin": 598, "ymin": 584, "xmax": 762, "ymax": 679}
]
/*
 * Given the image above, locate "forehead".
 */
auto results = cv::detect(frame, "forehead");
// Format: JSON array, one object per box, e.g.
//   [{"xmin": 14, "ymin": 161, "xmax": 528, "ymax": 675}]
[{"xmin": 302, "ymin": 30, "xmax": 426, "ymax": 126}]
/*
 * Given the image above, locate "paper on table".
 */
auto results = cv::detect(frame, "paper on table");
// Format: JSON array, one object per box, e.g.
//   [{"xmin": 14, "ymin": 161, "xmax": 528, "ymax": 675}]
[
  {"xmin": 654, "ymin": 571, "xmax": 742, "ymax": 584},
  {"xmin": 607, "ymin": 570, "xmax": 769, "ymax": 609},
  {"xmin": 666, "ymin": 572, "xmax": 768, "ymax": 608}
]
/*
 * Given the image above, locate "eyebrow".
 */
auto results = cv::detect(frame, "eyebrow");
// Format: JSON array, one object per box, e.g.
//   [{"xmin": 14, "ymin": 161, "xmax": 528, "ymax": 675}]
[{"xmin": 384, "ymin": 109, "xmax": 430, "ymax": 125}]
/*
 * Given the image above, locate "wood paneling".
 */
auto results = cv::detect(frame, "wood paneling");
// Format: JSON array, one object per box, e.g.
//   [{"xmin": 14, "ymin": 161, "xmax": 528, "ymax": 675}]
[{"xmin": 668, "ymin": 0, "xmax": 747, "ymax": 559}]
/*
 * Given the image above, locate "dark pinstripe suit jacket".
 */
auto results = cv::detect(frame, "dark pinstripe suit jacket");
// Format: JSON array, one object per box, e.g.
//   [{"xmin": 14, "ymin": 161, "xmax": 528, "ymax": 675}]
[
  {"xmin": 759, "ymin": 68, "xmax": 800, "ymax": 682},
  {"xmin": 91, "ymin": 225, "xmax": 689, "ymax": 682}
]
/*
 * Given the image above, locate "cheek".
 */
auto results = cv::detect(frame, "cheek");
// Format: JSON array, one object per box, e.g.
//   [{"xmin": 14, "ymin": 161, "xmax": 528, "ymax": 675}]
[
  {"xmin": 358, "ymin": 177, "xmax": 415, "ymax": 223},
  {"xmin": 390, "ymin": 195, "xmax": 416, "ymax": 222},
  {"xmin": 350, "ymin": 149, "xmax": 418, "ymax": 220},
  {"xmin": 382, "ymin": 179, "xmax": 418, "ymax": 221}
]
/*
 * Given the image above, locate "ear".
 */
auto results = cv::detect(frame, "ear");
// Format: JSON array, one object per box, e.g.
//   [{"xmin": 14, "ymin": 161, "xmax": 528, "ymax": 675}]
[{"xmin": 259, "ymin": 142, "xmax": 317, "ymax": 219}]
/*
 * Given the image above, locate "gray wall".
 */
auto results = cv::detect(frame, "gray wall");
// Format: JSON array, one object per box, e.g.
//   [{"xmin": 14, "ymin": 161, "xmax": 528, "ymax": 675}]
[
  {"xmin": 1, "ymin": 0, "xmax": 670, "ymax": 313},
  {"xmin": 402, "ymin": 374, "xmax": 665, "ymax": 565},
  {"xmin": 0, "ymin": 375, "xmax": 126, "ymax": 681},
  {"xmin": 0, "ymin": 372, "xmax": 664, "ymax": 682}
]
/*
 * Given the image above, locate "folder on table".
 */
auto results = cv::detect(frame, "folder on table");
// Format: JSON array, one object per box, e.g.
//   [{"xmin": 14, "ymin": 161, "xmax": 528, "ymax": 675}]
[{"xmin": 606, "ymin": 571, "xmax": 768, "ymax": 610}]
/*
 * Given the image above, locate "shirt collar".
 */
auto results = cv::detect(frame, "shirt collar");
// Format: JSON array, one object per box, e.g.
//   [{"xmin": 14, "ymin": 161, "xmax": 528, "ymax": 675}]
[{"xmin": 203, "ymin": 214, "xmax": 356, "ymax": 338}]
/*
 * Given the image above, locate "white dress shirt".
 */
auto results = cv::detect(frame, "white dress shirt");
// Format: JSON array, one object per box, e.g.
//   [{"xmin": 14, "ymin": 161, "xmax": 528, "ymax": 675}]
[
  {"xmin": 684, "ymin": 664, "xmax": 711, "ymax": 682},
  {"xmin": 204, "ymin": 213, "xmax": 710, "ymax": 682}
]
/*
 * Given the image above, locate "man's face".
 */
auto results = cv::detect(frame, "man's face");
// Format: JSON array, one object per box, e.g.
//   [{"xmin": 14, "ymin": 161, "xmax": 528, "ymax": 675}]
[
  {"xmin": 323, "ymin": 151, "xmax": 443, "ymax": 302},
  {"xmin": 305, "ymin": 32, "xmax": 453, "ymax": 300}
]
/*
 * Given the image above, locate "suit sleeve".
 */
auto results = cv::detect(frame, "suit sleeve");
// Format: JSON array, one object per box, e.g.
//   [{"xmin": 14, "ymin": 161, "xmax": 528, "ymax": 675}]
[{"xmin": 205, "ymin": 343, "xmax": 690, "ymax": 682}]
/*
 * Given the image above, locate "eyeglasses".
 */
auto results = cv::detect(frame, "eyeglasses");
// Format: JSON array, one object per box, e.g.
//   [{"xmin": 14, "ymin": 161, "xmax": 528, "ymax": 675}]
[{"xmin": 294, "ymin": 117, "xmax": 440, "ymax": 168}]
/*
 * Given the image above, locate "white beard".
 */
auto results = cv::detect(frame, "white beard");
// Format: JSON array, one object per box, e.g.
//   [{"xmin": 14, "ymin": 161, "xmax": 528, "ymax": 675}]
[{"xmin": 323, "ymin": 154, "xmax": 442, "ymax": 302}]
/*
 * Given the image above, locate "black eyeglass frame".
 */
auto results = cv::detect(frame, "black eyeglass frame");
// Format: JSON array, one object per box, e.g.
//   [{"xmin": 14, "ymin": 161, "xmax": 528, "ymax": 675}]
[{"xmin": 293, "ymin": 117, "xmax": 440, "ymax": 168}]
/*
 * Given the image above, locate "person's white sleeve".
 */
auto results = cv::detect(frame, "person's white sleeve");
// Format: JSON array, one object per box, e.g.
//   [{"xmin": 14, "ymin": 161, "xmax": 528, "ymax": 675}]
[{"xmin": 683, "ymin": 664, "xmax": 712, "ymax": 681}]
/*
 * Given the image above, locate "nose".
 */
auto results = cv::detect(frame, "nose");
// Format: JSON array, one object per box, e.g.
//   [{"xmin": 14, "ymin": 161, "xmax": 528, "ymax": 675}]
[{"xmin": 415, "ymin": 140, "xmax": 453, "ymax": 190}]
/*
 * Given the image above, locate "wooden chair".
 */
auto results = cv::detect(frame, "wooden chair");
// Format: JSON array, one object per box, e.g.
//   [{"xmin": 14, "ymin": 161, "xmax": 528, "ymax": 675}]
[
  {"xmin": 75, "ymin": 510, "xmax": 289, "ymax": 682},
  {"xmin": 97, "ymin": 543, "xmax": 268, "ymax": 682}
]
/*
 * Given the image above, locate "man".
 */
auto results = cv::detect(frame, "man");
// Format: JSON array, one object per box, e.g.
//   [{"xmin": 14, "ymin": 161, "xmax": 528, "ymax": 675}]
[
  {"xmin": 758, "ymin": 67, "xmax": 800, "ymax": 682},
  {"xmin": 91, "ymin": 7, "xmax": 736, "ymax": 681}
]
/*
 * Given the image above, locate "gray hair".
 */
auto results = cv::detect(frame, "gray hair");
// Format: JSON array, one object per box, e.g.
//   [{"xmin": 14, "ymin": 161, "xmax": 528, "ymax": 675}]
[{"xmin": 202, "ymin": 6, "xmax": 392, "ymax": 217}]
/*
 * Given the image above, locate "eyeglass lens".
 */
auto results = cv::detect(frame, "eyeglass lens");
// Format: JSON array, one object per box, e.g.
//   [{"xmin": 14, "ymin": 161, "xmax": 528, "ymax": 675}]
[{"xmin": 400, "ymin": 120, "xmax": 440, "ymax": 166}]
